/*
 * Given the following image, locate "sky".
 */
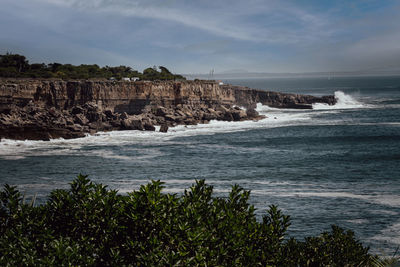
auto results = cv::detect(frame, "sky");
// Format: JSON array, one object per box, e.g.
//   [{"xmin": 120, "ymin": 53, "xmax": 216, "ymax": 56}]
[{"xmin": 1, "ymin": 0, "xmax": 400, "ymax": 74}]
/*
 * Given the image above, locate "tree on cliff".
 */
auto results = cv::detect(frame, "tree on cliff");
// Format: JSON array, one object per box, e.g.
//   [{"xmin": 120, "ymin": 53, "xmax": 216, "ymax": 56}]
[
  {"xmin": 159, "ymin": 66, "xmax": 172, "ymax": 74},
  {"xmin": 0, "ymin": 53, "xmax": 29, "ymax": 77},
  {"xmin": 142, "ymin": 67, "xmax": 159, "ymax": 80},
  {"xmin": 0, "ymin": 53, "xmax": 186, "ymax": 81}
]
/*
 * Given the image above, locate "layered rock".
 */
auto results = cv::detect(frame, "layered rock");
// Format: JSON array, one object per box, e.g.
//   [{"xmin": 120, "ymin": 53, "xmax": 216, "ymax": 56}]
[
  {"xmin": 0, "ymin": 79, "xmax": 335, "ymax": 140},
  {"xmin": 0, "ymin": 79, "xmax": 335, "ymax": 113}
]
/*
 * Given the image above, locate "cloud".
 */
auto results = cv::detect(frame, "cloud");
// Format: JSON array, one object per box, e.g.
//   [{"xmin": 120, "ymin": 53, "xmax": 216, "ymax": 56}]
[
  {"xmin": 2, "ymin": 0, "xmax": 400, "ymax": 73},
  {"xmin": 32, "ymin": 0, "xmax": 332, "ymax": 44}
]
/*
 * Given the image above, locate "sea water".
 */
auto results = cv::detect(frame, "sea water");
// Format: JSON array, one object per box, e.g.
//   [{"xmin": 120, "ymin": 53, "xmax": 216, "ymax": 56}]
[{"xmin": 0, "ymin": 76, "xmax": 399, "ymax": 254}]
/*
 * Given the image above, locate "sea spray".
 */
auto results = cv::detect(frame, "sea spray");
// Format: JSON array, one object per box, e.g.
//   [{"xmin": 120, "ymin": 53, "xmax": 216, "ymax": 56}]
[{"xmin": 312, "ymin": 91, "xmax": 364, "ymax": 110}]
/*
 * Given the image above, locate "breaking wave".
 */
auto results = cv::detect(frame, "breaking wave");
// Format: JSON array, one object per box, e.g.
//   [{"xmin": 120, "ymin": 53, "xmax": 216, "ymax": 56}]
[{"xmin": 313, "ymin": 91, "xmax": 365, "ymax": 110}]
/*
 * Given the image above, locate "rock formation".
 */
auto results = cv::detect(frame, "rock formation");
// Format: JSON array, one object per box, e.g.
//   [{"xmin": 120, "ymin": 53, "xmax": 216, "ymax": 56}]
[{"xmin": 0, "ymin": 79, "xmax": 336, "ymax": 140}]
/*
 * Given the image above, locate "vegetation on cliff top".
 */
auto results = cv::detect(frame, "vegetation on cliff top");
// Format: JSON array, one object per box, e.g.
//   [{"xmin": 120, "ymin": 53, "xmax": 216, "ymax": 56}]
[
  {"xmin": 0, "ymin": 53, "xmax": 186, "ymax": 81},
  {"xmin": 0, "ymin": 174, "xmax": 382, "ymax": 266}
]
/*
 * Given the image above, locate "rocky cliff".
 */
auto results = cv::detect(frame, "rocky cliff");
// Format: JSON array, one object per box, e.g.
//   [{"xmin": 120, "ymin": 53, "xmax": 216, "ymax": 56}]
[
  {"xmin": 0, "ymin": 79, "xmax": 335, "ymax": 113},
  {"xmin": 0, "ymin": 79, "xmax": 232, "ymax": 114},
  {"xmin": 0, "ymin": 79, "xmax": 335, "ymax": 140}
]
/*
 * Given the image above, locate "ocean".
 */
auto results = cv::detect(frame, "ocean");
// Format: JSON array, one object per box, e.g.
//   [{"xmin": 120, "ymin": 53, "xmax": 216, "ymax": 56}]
[{"xmin": 1, "ymin": 76, "xmax": 399, "ymax": 254}]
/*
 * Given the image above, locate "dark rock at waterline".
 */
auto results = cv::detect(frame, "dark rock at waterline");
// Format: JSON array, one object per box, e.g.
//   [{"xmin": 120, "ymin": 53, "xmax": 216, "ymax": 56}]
[
  {"xmin": 143, "ymin": 122, "xmax": 156, "ymax": 131},
  {"xmin": 0, "ymin": 101, "xmax": 267, "ymax": 140},
  {"xmin": 160, "ymin": 124, "xmax": 168, "ymax": 133}
]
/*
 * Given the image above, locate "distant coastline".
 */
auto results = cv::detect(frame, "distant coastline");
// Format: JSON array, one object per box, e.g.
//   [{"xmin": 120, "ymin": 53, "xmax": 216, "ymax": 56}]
[{"xmin": 185, "ymin": 71, "xmax": 400, "ymax": 80}]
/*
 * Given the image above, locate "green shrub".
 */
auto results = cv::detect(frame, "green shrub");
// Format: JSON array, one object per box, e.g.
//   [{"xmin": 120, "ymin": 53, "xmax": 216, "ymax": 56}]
[{"xmin": 0, "ymin": 174, "xmax": 375, "ymax": 266}]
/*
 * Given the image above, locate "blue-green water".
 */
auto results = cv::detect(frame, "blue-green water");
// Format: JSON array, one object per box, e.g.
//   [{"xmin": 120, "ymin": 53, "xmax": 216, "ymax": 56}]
[{"xmin": 1, "ymin": 76, "xmax": 400, "ymax": 254}]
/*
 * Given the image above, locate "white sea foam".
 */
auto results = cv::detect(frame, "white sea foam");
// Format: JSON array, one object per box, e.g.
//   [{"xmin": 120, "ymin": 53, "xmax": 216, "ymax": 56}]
[
  {"xmin": 0, "ymin": 112, "xmax": 316, "ymax": 159},
  {"xmin": 90, "ymin": 150, "xmax": 134, "ymax": 161},
  {"xmin": 370, "ymin": 210, "xmax": 399, "ymax": 216},
  {"xmin": 259, "ymin": 191, "xmax": 400, "ymax": 208},
  {"xmin": 370, "ymin": 222, "xmax": 400, "ymax": 246},
  {"xmin": 256, "ymin": 103, "xmax": 285, "ymax": 113},
  {"xmin": 312, "ymin": 91, "xmax": 365, "ymax": 110},
  {"xmin": 102, "ymin": 179, "xmax": 327, "ymax": 196},
  {"xmin": 345, "ymin": 219, "xmax": 370, "ymax": 224}
]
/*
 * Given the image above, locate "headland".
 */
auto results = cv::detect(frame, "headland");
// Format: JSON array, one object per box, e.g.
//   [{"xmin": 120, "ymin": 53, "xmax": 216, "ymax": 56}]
[{"xmin": 0, "ymin": 79, "xmax": 336, "ymax": 140}]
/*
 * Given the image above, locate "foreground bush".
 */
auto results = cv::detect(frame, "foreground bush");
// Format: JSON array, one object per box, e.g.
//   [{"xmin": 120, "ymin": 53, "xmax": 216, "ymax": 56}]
[{"xmin": 1, "ymin": 175, "xmax": 373, "ymax": 266}]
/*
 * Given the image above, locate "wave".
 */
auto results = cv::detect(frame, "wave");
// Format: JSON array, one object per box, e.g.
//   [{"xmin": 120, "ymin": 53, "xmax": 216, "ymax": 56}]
[
  {"xmin": 111, "ymin": 182, "xmax": 400, "ymax": 208},
  {"xmin": 0, "ymin": 110, "xmax": 317, "ymax": 159},
  {"xmin": 312, "ymin": 91, "xmax": 365, "ymax": 110},
  {"xmin": 370, "ymin": 222, "xmax": 400, "ymax": 246}
]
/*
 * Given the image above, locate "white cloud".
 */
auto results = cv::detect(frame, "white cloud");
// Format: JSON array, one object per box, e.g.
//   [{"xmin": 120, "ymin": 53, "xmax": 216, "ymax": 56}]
[
  {"xmin": 33, "ymin": 0, "xmax": 332, "ymax": 44},
  {"xmin": 3, "ymin": 0, "xmax": 400, "ymax": 72}
]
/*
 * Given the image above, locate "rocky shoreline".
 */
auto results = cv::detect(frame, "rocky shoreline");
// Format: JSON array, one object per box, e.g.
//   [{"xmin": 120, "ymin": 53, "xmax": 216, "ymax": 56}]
[
  {"xmin": 0, "ymin": 79, "xmax": 335, "ymax": 141},
  {"xmin": 0, "ymin": 100, "xmax": 263, "ymax": 140}
]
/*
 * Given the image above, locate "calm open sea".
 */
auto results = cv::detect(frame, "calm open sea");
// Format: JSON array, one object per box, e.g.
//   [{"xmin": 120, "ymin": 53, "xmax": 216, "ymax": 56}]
[{"xmin": 1, "ymin": 76, "xmax": 399, "ymax": 254}]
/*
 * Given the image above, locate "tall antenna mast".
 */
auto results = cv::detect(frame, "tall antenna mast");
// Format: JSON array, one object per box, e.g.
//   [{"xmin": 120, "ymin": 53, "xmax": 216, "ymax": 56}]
[{"xmin": 209, "ymin": 69, "xmax": 214, "ymax": 80}]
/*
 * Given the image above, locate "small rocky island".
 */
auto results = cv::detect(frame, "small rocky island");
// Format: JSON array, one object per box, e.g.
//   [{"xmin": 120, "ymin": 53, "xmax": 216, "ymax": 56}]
[{"xmin": 0, "ymin": 79, "xmax": 336, "ymax": 141}]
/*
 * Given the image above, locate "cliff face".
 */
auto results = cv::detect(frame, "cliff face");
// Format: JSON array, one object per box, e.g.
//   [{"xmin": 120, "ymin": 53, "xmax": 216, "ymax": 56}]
[
  {"xmin": 0, "ymin": 79, "xmax": 335, "ymax": 114},
  {"xmin": 0, "ymin": 79, "xmax": 336, "ymax": 140},
  {"xmin": 0, "ymin": 80, "xmax": 233, "ymax": 114}
]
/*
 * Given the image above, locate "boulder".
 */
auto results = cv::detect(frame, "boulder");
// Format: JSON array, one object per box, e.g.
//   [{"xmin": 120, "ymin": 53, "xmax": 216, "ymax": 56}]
[
  {"xmin": 203, "ymin": 113, "xmax": 216, "ymax": 121},
  {"xmin": 86, "ymin": 111, "xmax": 101, "ymax": 122},
  {"xmin": 159, "ymin": 124, "xmax": 168, "ymax": 133},
  {"xmin": 53, "ymin": 117, "xmax": 67, "ymax": 127},
  {"xmin": 88, "ymin": 122, "xmax": 101, "ymax": 130},
  {"xmin": 120, "ymin": 112, "xmax": 129, "ymax": 120},
  {"xmin": 183, "ymin": 118, "xmax": 198, "ymax": 125},
  {"xmin": 175, "ymin": 110, "xmax": 186, "ymax": 117},
  {"xmin": 121, "ymin": 118, "xmax": 144, "ymax": 130},
  {"xmin": 74, "ymin": 114, "xmax": 89, "ymax": 125},
  {"xmin": 222, "ymin": 112, "xmax": 233, "ymax": 121},
  {"xmin": 94, "ymin": 122, "xmax": 111, "ymax": 131},
  {"xmin": 103, "ymin": 109, "xmax": 114, "ymax": 118},
  {"xmin": 203, "ymin": 108, "xmax": 218, "ymax": 120},
  {"xmin": 65, "ymin": 117, "xmax": 74, "ymax": 125},
  {"xmin": 246, "ymin": 108, "xmax": 259, "ymax": 118},
  {"xmin": 71, "ymin": 106, "xmax": 84, "ymax": 115},
  {"xmin": 155, "ymin": 116, "xmax": 166, "ymax": 124},
  {"xmin": 48, "ymin": 107, "xmax": 59, "ymax": 118},
  {"xmin": 82, "ymin": 102, "xmax": 99, "ymax": 112},
  {"xmin": 110, "ymin": 120, "xmax": 122, "ymax": 128},
  {"xmin": 143, "ymin": 122, "xmax": 156, "ymax": 131},
  {"xmin": 164, "ymin": 114, "xmax": 178, "ymax": 121},
  {"xmin": 67, "ymin": 124, "xmax": 84, "ymax": 132},
  {"xmin": 218, "ymin": 105, "xmax": 231, "ymax": 113},
  {"xmin": 231, "ymin": 109, "xmax": 247, "ymax": 121},
  {"xmin": 132, "ymin": 119, "xmax": 145, "ymax": 130},
  {"xmin": 156, "ymin": 106, "xmax": 169, "ymax": 116}
]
